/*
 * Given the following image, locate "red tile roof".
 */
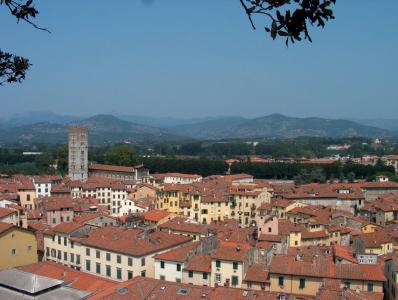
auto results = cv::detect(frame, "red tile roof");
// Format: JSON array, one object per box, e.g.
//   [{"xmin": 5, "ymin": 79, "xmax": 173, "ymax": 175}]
[
  {"xmin": 18, "ymin": 261, "xmax": 117, "ymax": 293},
  {"xmin": 183, "ymin": 254, "xmax": 212, "ymax": 273},
  {"xmin": 316, "ymin": 279, "xmax": 383, "ymax": 300},
  {"xmin": 244, "ymin": 264, "xmax": 269, "ymax": 283},
  {"xmin": 41, "ymin": 196, "xmax": 74, "ymax": 210},
  {"xmin": 355, "ymin": 230, "xmax": 394, "ymax": 248},
  {"xmin": 73, "ymin": 226, "xmax": 192, "ymax": 257},
  {"xmin": 211, "ymin": 242, "xmax": 250, "ymax": 262},
  {"xmin": 154, "ymin": 173, "xmax": 202, "ymax": 180},
  {"xmin": 224, "ymin": 173, "xmax": 254, "ymax": 181},
  {"xmin": 270, "ymin": 255, "xmax": 385, "ymax": 282},
  {"xmin": 0, "ymin": 221, "xmax": 13, "ymax": 234},
  {"xmin": 159, "ymin": 217, "xmax": 207, "ymax": 235},
  {"xmin": 0, "ymin": 207, "xmax": 15, "ymax": 218},
  {"xmin": 88, "ymin": 276, "xmax": 279, "ymax": 300},
  {"xmin": 153, "ymin": 241, "xmax": 199, "ymax": 262},
  {"xmin": 333, "ymin": 245, "xmax": 357, "ymax": 264},
  {"xmin": 48, "ymin": 221, "xmax": 86, "ymax": 234},
  {"xmin": 143, "ymin": 210, "xmax": 171, "ymax": 223},
  {"xmin": 89, "ymin": 163, "xmax": 141, "ymax": 173}
]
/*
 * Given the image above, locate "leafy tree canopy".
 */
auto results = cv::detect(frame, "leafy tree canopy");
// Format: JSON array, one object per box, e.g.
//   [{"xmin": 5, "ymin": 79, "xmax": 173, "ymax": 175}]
[{"xmin": 104, "ymin": 143, "xmax": 138, "ymax": 166}]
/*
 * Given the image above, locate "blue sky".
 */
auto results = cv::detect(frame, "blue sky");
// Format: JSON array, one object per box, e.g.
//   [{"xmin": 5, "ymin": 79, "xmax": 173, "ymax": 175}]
[{"xmin": 1, "ymin": 0, "xmax": 397, "ymax": 119}]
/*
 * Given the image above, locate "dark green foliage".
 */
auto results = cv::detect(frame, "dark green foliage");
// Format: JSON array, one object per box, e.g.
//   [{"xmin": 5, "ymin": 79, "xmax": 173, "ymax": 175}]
[
  {"xmin": 240, "ymin": 0, "xmax": 336, "ymax": 45},
  {"xmin": 56, "ymin": 145, "xmax": 68, "ymax": 175},
  {"xmin": 294, "ymin": 168, "xmax": 326, "ymax": 184},
  {"xmin": 1, "ymin": 0, "xmax": 49, "ymax": 85},
  {"xmin": 0, "ymin": 50, "xmax": 30, "ymax": 85},
  {"xmin": 104, "ymin": 144, "xmax": 138, "ymax": 166},
  {"xmin": 230, "ymin": 160, "xmax": 394, "ymax": 180},
  {"xmin": 143, "ymin": 157, "xmax": 227, "ymax": 177}
]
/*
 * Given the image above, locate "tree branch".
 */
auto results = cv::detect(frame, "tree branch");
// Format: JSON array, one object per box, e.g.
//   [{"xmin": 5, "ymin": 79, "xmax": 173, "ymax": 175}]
[{"xmin": 239, "ymin": 0, "xmax": 256, "ymax": 30}]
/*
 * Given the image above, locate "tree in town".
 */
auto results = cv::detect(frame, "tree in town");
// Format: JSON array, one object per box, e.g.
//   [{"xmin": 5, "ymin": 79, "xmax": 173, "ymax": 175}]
[{"xmin": 104, "ymin": 144, "xmax": 138, "ymax": 166}]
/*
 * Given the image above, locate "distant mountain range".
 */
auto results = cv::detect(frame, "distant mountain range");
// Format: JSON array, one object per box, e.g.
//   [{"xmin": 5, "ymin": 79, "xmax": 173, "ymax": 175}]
[
  {"xmin": 0, "ymin": 114, "xmax": 188, "ymax": 145},
  {"xmin": 170, "ymin": 114, "xmax": 395, "ymax": 140},
  {"xmin": 350, "ymin": 118, "xmax": 398, "ymax": 131},
  {"xmin": 0, "ymin": 112, "xmax": 396, "ymax": 145}
]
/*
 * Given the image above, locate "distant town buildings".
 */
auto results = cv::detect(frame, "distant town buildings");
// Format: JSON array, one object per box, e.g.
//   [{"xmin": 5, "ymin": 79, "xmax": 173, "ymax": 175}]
[{"xmin": 5, "ymin": 143, "xmax": 398, "ymax": 299}]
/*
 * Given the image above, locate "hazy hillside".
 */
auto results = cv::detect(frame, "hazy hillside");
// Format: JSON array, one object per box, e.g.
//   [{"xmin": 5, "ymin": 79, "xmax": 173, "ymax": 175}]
[
  {"xmin": 170, "ymin": 116, "xmax": 248, "ymax": 139},
  {"xmin": 0, "ymin": 111, "xmax": 81, "ymax": 127},
  {"xmin": 351, "ymin": 118, "xmax": 398, "ymax": 131},
  {"xmin": 0, "ymin": 115, "xmax": 189, "ymax": 145},
  {"xmin": 169, "ymin": 114, "xmax": 394, "ymax": 139},
  {"xmin": 116, "ymin": 114, "xmax": 223, "ymax": 128},
  {"xmin": 0, "ymin": 113, "xmax": 395, "ymax": 145}
]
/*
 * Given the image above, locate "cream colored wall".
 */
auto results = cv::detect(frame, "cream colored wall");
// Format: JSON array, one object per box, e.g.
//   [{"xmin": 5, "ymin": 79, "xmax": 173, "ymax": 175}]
[
  {"xmin": 362, "ymin": 224, "xmax": 378, "ymax": 233},
  {"xmin": 154, "ymin": 259, "xmax": 184, "ymax": 282},
  {"xmin": 0, "ymin": 211, "xmax": 19, "ymax": 226},
  {"xmin": 338, "ymin": 280, "xmax": 383, "ymax": 293},
  {"xmin": 44, "ymin": 233, "xmax": 82, "ymax": 268},
  {"xmin": 156, "ymin": 190, "xmax": 185, "ymax": 214},
  {"xmin": 44, "ymin": 233, "xmax": 189, "ymax": 281},
  {"xmin": 289, "ymin": 232, "xmax": 301, "ymax": 247},
  {"xmin": 210, "ymin": 260, "xmax": 244, "ymax": 288},
  {"xmin": 364, "ymin": 243, "xmax": 393, "ymax": 255},
  {"xmin": 242, "ymin": 281, "xmax": 270, "ymax": 291},
  {"xmin": 0, "ymin": 227, "xmax": 38, "ymax": 269},
  {"xmin": 129, "ymin": 186, "xmax": 156, "ymax": 200},
  {"xmin": 270, "ymin": 274, "xmax": 322, "ymax": 296},
  {"xmin": 182, "ymin": 270, "xmax": 211, "ymax": 286},
  {"xmin": 159, "ymin": 187, "xmax": 271, "ymax": 227},
  {"xmin": 270, "ymin": 274, "xmax": 383, "ymax": 296},
  {"xmin": 328, "ymin": 231, "xmax": 341, "ymax": 245}
]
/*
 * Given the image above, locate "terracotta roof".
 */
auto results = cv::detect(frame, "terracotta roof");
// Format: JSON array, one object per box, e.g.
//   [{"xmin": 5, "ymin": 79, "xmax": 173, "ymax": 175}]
[
  {"xmin": 244, "ymin": 264, "xmax": 269, "ymax": 283},
  {"xmin": 258, "ymin": 234, "xmax": 282, "ymax": 243},
  {"xmin": 88, "ymin": 276, "xmax": 279, "ymax": 300},
  {"xmin": 18, "ymin": 261, "xmax": 117, "ymax": 293},
  {"xmin": 316, "ymin": 279, "xmax": 383, "ymax": 300},
  {"xmin": 0, "ymin": 207, "xmax": 15, "ymax": 218},
  {"xmin": 224, "ymin": 173, "xmax": 253, "ymax": 181},
  {"xmin": 74, "ymin": 212, "xmax": 116, "ymax": 223},
  {"xmin": 153, "ymin": 241, "xmax": 199, "ymax": 262},
  {"xmin": 27, "ymin": 221, "xmax": 50, "ymax": 252},
  {"xmin": 154, "ymin": 173, "xmax": 202, "ymax": 180},
  {"xmin": 143, "ymin": 210, "xmax": 171, "ymax": 222},
  {"xmin": 278, "ymin": 219, "xmax": 304, "ymax": 235},
  {"xmin": 27, "ymin": 210, "xmax": 43, "ymax": 220},
  {"xmin": 41, "ymin": 196, "xmax": 74, "ymax": 210},
  {"xmin": 355, "ymin": 231, "xmax": 393, "ymax": 248},
  {"xmin": 49, "ymin": 222, "xmax": 86, "ymax": 234},
  {"xmin": 89, "ymin": 163, "xmax": 141, "ymax": 173},
  {"xmin": 16, "ymin": 181, "xmax": 35, "ymax": 190},
  {"xmin": 159, "ymin": 217, "xmax": 208, "ymax": 235},
  {"xmin": 211, "ymin": 242, "xmax": 250, "ymax": 262},
  {"xmin": 51, "ymin": 184, "xmax": 71, "ymax": 193},
  {"xmin": 255, "ymin": 241, "xmax": 274, "ymax": 250},
  {"xmin": 332, "ymin": 245, "xmax": 357, "ymax": 264},
  {"xmin": 183, "ymin": 254, "xmax": 212, "ymax": 273},
  {"xmin": 73, "ymin": 226, "xmax": 192, "ymax": 257},
  {"xmin": 270, "ymin": 255, "xmax": 385, "ymax": 282},
  {"xmin": 0, "ymin": 221, "xmax": 13, "ymax": 234},
  {"xmin": 334, "ymin": 264, "xmax": 385, "ymax": 281},
  {"xmin": 301, "ymin": 230, "xmax": 329, "ymax": 239},
  {"xmin": 258, "ymin": 202, "xmax": 272, "ymax": 211}
]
